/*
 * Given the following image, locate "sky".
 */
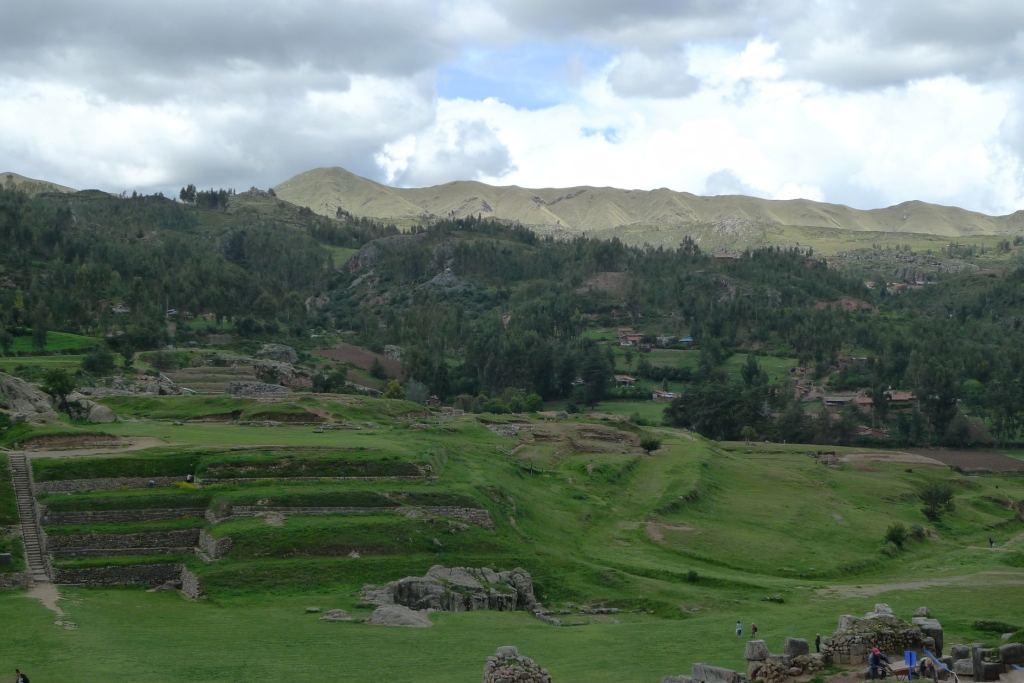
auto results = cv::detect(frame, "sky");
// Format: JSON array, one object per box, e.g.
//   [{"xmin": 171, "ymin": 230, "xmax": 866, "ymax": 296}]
[{"xmin": 2, "ymin": 1, "xmax": 1024, "ymax": 214}]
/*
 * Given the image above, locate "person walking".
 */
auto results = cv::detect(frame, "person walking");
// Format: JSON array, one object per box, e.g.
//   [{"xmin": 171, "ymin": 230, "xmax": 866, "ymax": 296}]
[
  {"xmin": 990, "ymin": 537, "xmax": 995, "ymax": 548},
  {"xmin": 751, "ymin": 623, "xmax": 758, "ymax": 639},
  {"xmin": 815, "ymin": 634, "xmax": 821, "ymax": 653},
  {"xmin": 736, "ymin": 621, "xmax": 743, "ymax": 638},
  {"xmin": 15, "ymin": 669, "xmax": 29, "ymax": 683}
]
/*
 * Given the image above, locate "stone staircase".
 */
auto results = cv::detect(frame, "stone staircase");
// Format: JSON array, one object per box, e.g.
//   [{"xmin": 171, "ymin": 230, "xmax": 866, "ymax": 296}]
[{"xmin": 8, "ymin": 453, "xmax": 50, "ymax": 582}]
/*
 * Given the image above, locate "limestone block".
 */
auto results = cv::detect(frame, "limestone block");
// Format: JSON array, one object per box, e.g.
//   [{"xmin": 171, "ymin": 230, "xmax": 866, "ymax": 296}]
[
  {"xmin": 785, "ymin": 638, "xmax": 810, "ymax": 657},
  {"xmin": 914, "ymin": 607, "xmax": 930, "ymax": 618},
  {"xmin": 952, "ymin": 660, "xmax": 974, "ymax": 676},
  {"xmin": 691, "ymin": 663, "xmax": 743, "ymax": 683},
  {"xmin": 999, "ymin": 643, "xmax": 1024, "ymax": 666},
  {"xmin": 949, "ymin": 645, "xmax": 969, "ymax": 661},
  {"xmin": 745, "ymin": 640, "xmax": 770, "ymax": 661}
]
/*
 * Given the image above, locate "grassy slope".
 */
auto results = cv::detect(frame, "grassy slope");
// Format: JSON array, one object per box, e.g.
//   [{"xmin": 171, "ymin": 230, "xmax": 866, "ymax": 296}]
[
  {"xmin": 3, "ymin": 395, "xmax": 1024, "ymax": 681},
  {"xmin": 0, "ymin": 454, "xmax": 25, "ymax": 572},
  {"xmin": 7, "ymin": 331, "xmax": 98, "ymax": 353}
]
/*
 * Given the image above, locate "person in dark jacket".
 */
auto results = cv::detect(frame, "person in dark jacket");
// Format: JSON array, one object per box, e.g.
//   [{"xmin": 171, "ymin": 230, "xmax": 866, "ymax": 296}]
[
  {"xmin": 868, "ymin": 648, "xmax": 890, "ymax": 680},
  {"xmin": 815, "ymin": 634, "xmax": 821, "ymax": 653}
]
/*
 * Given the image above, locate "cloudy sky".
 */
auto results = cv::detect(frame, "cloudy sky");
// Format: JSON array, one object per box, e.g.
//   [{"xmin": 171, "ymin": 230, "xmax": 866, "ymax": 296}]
[{"xmin": 2, "ymin": 0, "xmax": 1024, "ymax": 214}]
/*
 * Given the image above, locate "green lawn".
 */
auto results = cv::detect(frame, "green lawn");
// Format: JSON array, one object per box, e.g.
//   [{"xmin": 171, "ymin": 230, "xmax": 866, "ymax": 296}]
[
  {"xmin": 0, "ymin": 354, "xmax": 86, "ymax": 374},
  {"xmin": 7, "ymin": 331, "xmax": 99, "ymax": 353},
  {"xmin": 5, "ymin": 394, "xmax": 1024, "ymax": 681}
]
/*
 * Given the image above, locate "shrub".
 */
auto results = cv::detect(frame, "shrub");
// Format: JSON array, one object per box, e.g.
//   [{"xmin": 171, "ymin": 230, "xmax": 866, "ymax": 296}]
[
  {"xmin": 910, "ymin": 524, "xmax": 926, "ymax": 540},
  {"xmin": 81, "ymin": 347, "xmax": 117, "ymax": 375},
  {"xmin": 524, "ymin": 394, "xmax": 543, "ymax": 412},
  {"xmin": 640, "ymin": 436, "xmax": 662, "ymax": 455},
  {"xmin": 973, "ymin": 620, "xmax": 1020, "ymax": 633},
  {"xmin": 919, "ymin": 481, "xmax": 955, "ymax": 521},
  {"xmin": 685, "ymin": 570, "xmax": 699, "ymax": 583},
  {"xmin": 884, "ymin": 522, "xmax": 908, "ymax": 549},
  {"xmin": 383, "ymin": 380, "xmax": 405, "ymax": 400},
  {"xmin": 369, "ymin": 357, "xmax": 388, "ymax": 379},
  {"xmin": 881, "ymin": 541, "xmax": 901, "ymax": 558}
]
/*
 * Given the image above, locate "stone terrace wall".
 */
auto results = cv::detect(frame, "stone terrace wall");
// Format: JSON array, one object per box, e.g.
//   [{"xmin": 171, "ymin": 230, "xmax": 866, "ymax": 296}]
[
  {"xmin": 197, "ymin": 529, "xmax": 233, "ymax": 560},
  {"xmin": 208, "ymin": 505, "xmax": 493, "ymax": 528},
  {"xmin": 822, "ymin": 628, "xmax": 922, "ymax": 665},
  {"xmin": 53, "ymin": 562, "xmax": 182, "ymax": 586},
  {"xmin": 42, "ymin": 508, "xmax": 207, "ymax": 525},
  {"xmin": 46, "ymin": 530, "xmax": 200, "ymax": 558},
  {"xmin": 180, "ymin": 566, "xmax": 203, "ymax": 599},
  {"xmin": 0, "ymin": 572, "xmax": 35, "ymax": 590},
  {"xmin": 34, "ymin": 476, "xmax": 186, "ymax": 494}
]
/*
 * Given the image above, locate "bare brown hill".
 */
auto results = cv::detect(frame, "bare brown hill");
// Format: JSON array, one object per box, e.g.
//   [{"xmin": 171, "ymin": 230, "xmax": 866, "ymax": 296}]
[{"xmin": 274, "ymin": 167, "xmax": 1024, "ymax": 245}]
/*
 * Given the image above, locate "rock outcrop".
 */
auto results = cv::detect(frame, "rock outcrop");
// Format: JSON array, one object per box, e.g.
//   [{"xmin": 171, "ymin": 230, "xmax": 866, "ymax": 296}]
[
  {"xmin": 254, "ymin": 359, "xmax": 313, "ymax": 390},
  {"xmin": 66, "ymin": 392, "xmax": 118, "ymax": 423},
  {"xmin": 420, "ymin": 268, "xmax": 472, "ymax": 293},
  {"xmin": 483, "ymin": 646, "xmax": 551, "ymax": 683},
  {"xmin": 365, "ymin": 604, "xmax": 433, "ymax": 628},
  {"xmin": 361, "ymin": 565, "xmax": 537, "ymax": 613},
  {"xmin": 0, "ymin": 372, "xmax": 59, "ymax": 423},
  {"xmin": 319, "ymin": 609, "xmax": 353, "ymax": 622},
  {"xmin": 257, "ymin": 343, "xmax": 298, "ymax": 364}
]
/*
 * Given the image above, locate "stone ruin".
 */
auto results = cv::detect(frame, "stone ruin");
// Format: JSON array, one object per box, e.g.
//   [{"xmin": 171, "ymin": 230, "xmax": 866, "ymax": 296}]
[
  {"xmin": 821, "ymin": 603, "xmax": 926, "ymax": 665},
  {"xmin": 361, "ymin": 565, "xmax": 537, "ymax": 613},
  {"xmin": 483, "ymin": 646, "xmax": 552, "ymax": 683},
  {"xmin": 949, "ymin": 642, "xmax": 1024, "ymax": 681}
]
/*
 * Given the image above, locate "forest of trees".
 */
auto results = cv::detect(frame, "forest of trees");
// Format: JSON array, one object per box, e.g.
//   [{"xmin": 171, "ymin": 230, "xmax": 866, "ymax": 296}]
[{"xmin": 4, "ymin": 183, "xmax": 1024, "ymax": 446}]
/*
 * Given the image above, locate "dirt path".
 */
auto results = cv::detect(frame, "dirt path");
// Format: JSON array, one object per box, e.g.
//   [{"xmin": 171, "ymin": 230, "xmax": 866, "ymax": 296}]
[
  {"xmin": 840, "ymin": 451, "xmax": 946, "ymax": 466},
  {"xmin": 20, "ymin": 436, "xmax": 168, "ymax": 459},
  {"xmin": 817, "ymin": 571, "xmax": 1024, "ymax": 598}
]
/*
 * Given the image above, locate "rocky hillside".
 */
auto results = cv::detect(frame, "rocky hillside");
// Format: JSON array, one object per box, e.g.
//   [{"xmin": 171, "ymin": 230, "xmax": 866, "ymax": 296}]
[{"xmin": 274, "ymin": 167, "xmax": 1024, "ymax": 242}]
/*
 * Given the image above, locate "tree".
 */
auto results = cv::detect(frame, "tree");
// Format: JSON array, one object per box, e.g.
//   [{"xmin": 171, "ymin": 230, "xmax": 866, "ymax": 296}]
[
  {"xmin": 0, "ymin": 324, "xmax": 11, "ymax": 356},
  {"xmin": 81, "ymin": 346, "xmax": 116, "ymax": 376},
  {"xmin": 581, "ymin": 342, "xmax": 612, "ymax": 407},
  {"xmin": 383, "ymin": 380, "xmax": 405, "ymax": 399},
  {"xmin": 40, "ymin": 368, "xmax": 76, "ymax": 415},
  {"xmin": 741, "ymin": 355, "xmax": 766, "ymax": 387},
  {"xmin": 640, "ymin": 436, "xmax": 662, "ymax": 455},
  {"xmin": 741, "ymin": 425, "xmax": 758, "ymax": 444},
  {"xmin": 31, "ymin": 301, "xmax": 50, "ymax": 352},
  {"xmin": 884, "ymin": 522, "xmax": 908, "ymax": 549},
  {"xmin": 369, "ymin": 357, "xmax": 388, "ymax": 379},
  {"xmin": 524, "ymin": 393, "xmax": 543, "ymax": 412},
  {"xmin": 919, "ymin": 480, "xmax": 955, "ymax": 521},
  {"xmin": 179, "ymin": 184, "xmax": 197, "ymax": 203}
]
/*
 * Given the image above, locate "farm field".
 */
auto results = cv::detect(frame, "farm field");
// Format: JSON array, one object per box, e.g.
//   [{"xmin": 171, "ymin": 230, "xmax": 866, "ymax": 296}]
[
  {"xmin": 2, "ymin": 394, "xmax": 1024, "ymax": 682},
  {"xmin": 7, "ymin": 331, "xmax": 99, "ymax": 353}
]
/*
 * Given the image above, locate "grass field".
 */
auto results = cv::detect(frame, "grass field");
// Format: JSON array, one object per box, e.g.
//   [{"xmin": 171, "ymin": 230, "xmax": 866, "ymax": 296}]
[
  {"xmin": 0, "ymin": 354, "xmax": 86, "ymax": 376},
  {"xmin": 3, "ymin": 394, "xmax": 1024, "ymax": 681},
  {"xmin": 7, "ymin": 331, "xmax": 99, "ymax": 353}
]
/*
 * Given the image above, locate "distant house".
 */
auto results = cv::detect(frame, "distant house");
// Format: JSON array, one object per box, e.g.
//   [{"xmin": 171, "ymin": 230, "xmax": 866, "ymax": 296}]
[
  {"xmin": 824, "ymin": 395, "xmax": 857, "ymax": 407},
  {"xmin": 679, "ymin": 336, "xmax": 693, "ymax": 346},
  {"xmin": 572, "ymin": 377, "xmax": 586, "ymax": 386},
  {"xmin": 617, "ymin": 327, "xmax": 644, "ymax": 346},
  {"xmin": 855, "ymin": 396, "xmax": 874, "ymax": 409},
  {"xmin": 885, "ymin": 390, "xmax": 915, "ymax": 404},
  {"xmin": 652, "ymin": 389, "xmax": 676, "ymax": 401},
  {"xmin": 614, "ymin": 375, "xmax": 636, "ymax": 386}
]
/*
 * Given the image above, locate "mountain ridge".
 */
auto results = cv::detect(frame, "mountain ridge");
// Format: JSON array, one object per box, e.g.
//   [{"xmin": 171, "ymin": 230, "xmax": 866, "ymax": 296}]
[{"xmin": 274, "ymin": 166, "xmax": 1024, "ymax": 242}]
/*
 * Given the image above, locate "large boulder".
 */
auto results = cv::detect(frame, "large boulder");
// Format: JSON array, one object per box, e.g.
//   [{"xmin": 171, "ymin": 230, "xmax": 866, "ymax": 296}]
[
  {"xmin": 0, "ymin": 372, "xmax": 59, "ymax": 423},
  {"xmin": 257, "ymin": 344, "xmax": 298, "ymax": 364},
  {"xmin": 745, "ymin": 640, "xmax": 770, "ymax": 661},
  {"xmin": 914, "ymin": 607, "xmax": 931, "ymax": 618},
  {"xmin": 1000, "ymin": 642, "xmax": 1024, "ymax": 666},
  {"xmin": 365, "ymin": 605, "xmax": 432, "ymax": 627},
  {"xmin": 253, "ymin": 360, "xmax": 312, "ymax": 390},
  {"xmin": 785, "ymin": 638, "xmax": 810, "ymax": 657},
  {"xmin": 691, "ymin": 663, "xmax": 743, "ymax": 683},
  {"xmin": 66, "ymin": 393, "xmax": 118, "ymax": 423},
  {"xmin": 949, "ymin": 645, "xmax": 970, "ymax": 661},
  {"xmin": 912, "ymin": 617, "xmax": 944, "ymax": 655},
  {"xmin": 952, "ymin": 660, "xmax": 974, "ymax": 676},
  {"xmin": 483, "ymin": 646, "xmax": 551, "ymax": 683},
  {"xmin": 361, "ymin": 566, "xmax": 536, "ymax": 613}
]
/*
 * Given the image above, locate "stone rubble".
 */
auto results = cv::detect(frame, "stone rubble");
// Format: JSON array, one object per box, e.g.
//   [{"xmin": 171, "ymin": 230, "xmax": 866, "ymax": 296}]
[{"xmin": 483, "ymin": 646, "xmax": 551, "ymax": 683}]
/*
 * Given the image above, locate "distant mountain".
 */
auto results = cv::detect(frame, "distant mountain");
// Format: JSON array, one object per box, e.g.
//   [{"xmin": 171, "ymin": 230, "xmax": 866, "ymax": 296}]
[
  {"xmin": 274, "ymin": 167, "xmax": 1024, "ymax": 247},
  {"xmin": 1, "ymin": 172, "xmax": 76, "ymax": 195}
]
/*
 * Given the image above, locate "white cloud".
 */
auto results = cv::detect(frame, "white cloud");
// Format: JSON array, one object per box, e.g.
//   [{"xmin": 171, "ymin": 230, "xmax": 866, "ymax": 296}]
[{"xmin": 1, "ymin": 0, "xmax": 1024, "ymax": 214}]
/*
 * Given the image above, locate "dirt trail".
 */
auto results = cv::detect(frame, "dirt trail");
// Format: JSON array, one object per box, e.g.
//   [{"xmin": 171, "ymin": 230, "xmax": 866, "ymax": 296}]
[
  {"xmin": 21, "ymin": 436, "xmax": 168, "ymax": 459},
  {"xmin": 840, "ymin": 451, "xmax": 946, "ymax": 466},
  {"xmin": 817, "ymin": 571, "xmax": 1024, "ymax": 598}
]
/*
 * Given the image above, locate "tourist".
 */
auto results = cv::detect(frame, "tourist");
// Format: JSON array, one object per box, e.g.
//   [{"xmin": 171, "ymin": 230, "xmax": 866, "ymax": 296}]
[
  {"xmin": 815, "ymin": 634, "xmax": 821, "ymax": 653},
  {"xmin": 868, "ymin": 647, "xmax": 890, "ymax": 680},
  {"xmin": 919, "ymin": 657, "xmax": 938, "ymax": 682},
  {"xmin": 751, "ymin": 623, "xmax": 758, "ymax": 639},
  {"xmin": 990, "ymin": 537, "xmax": 994, "ymax": 548},
  {"xmin": 736, "ymin": 621, "xmax": 743, "ymax": 638},
  {"xmin": 15, "ymin": 669, "xmax": 29, "ymax": 683}
]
